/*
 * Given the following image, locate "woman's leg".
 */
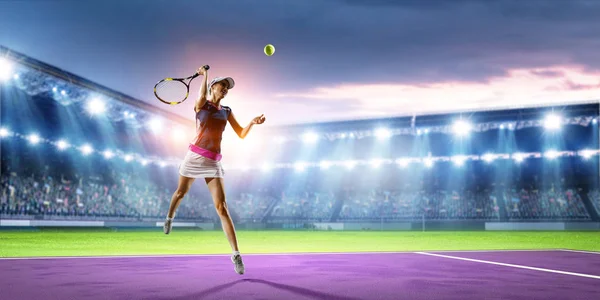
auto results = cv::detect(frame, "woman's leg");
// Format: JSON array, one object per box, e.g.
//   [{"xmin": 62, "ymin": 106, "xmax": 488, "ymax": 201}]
[
  {"xmin": 205, "ymin": 177, "xmax": 244, "ymax": 274},
  {"xmin": 205, "ymin": 177, "xmax": 239, "ymax": 251},
  {"xmin": 164, "ymin": 175, "xmax": 196, "ymax": 234}
]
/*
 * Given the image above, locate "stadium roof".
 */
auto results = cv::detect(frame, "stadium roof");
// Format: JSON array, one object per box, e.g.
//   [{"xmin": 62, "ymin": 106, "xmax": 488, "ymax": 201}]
[
  {"xmin": 269, "ymin": 103, "xmax": 599, "ymax": 135},
  {"xmin": 1, "ymin": 45, "xmax": 194, "ymax": 128}
]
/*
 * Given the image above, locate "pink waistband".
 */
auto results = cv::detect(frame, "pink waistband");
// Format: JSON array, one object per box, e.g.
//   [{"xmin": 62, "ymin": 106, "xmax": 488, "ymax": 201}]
[{"xmin": 189, "ymin": 144, "xmax": 222, "ymax": 161}]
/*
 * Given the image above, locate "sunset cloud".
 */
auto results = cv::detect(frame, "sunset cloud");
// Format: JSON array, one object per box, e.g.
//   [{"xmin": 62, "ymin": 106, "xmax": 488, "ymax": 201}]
[{"xmin": 273, "ymin": 66, "xmax": 600, "ymax": 121}]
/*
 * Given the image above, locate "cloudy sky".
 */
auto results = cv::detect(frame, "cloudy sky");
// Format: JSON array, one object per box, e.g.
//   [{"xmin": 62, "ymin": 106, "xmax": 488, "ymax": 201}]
[{"xmin": 1, "ymin": 0, "xmax": 600, "ymax": 126}]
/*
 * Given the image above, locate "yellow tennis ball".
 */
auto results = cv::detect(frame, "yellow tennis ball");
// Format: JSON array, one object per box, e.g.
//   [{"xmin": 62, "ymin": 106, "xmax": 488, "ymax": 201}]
[{"xmin": 264, "ymin": 44, "xmax": 275, "ymax": 56}]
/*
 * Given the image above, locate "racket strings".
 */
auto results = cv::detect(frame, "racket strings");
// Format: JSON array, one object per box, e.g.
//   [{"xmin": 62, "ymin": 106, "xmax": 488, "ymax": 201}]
[{"xmin": 155, "ymin": 80, "xmax": 189, "ymax": 102}]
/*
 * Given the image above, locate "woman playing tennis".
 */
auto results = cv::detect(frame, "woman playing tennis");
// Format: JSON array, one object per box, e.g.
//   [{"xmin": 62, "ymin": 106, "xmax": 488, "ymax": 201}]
[{"xmin": 163, "ymin": 65, "xmax": 265, "ymax": 275}]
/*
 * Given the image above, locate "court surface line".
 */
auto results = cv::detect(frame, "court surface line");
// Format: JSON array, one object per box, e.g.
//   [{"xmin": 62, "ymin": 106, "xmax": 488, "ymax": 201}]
[
  {"xmin": 558, "ymin": 249, "xmax": 600, "ymax": 255},
  {"xmin": 0, "ymin": 249, "xmax": 564, "ymax": 260},
  {"xmin": 415, "ymin": 251, "xmax": 600, "ymax": 280}
]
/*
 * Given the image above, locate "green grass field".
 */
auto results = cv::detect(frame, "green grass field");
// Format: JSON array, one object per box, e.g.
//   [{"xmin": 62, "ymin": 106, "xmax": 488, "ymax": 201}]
[{"xmin": 0, "ymin": 229, "xmax": 599, "ymax": 258}]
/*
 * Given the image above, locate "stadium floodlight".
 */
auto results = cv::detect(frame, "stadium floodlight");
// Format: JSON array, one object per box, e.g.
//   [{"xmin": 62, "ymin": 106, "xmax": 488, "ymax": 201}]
[
  {"xmin": 13, "ymin": 74, "xmax": 19, "ymax": 80},
  {"xmin": 148, "ymin": 118, "xmax": 163, "ymax": 134},
  {"xmin": 344, "ymin": 160, "xmax": 357, "ymax": 169},
  {"xmin": 80, "ymin": 144, "xmax": 93, "ymax": 155},
  {"xmin": 513, "ymin": 153, "xmax": 525, "ymax": 163},
  {"xmin": 375, "ymin": 128, "xmax": 391, "ymax": 139},
  {"xmin": 593, "ymin": 118, "xmax": 598, "ymax": 125},
  {"xmin": 52, "ymin": 87, "xmax": 58, "ymax": 92},
  {"xmin": 370, "ymin": 158, "xmax": 382, "ymax": 168},
  {"xmin": 56, "ymin": 140, "xmax": 69, "ymax": 150},
  {"xmin": 0, "ymin": 127, "xmax": 9, "ymax": 138},
  {"xmin": 61, "ymin": 90, "xmax": 66, "ymax": 96},
  {"xmin": 500, "ymin": 124, "xmax": 505, "ymax": 129},
  {"xmin": 482, "ymin": 153, "xmax": 495, "ymax": 163},
  {"xmin": 580, "ymin": 149, "xmax": 594, "ymax": 160},
  {"xmin": 451, "ymin": 155, "xmax": 467, "ymax": 167},
  {"xmin": 124, "ymin": 154, "xmax": 133, "ymax": 162},
  {"xmin": 544, "ymin": 150, "xmax": 559, "ymax": 160},
  {"xmin": 141, "ymin": 159, "xmax": 148, "ymax": 166},
  {"xmin": 160, "ymin": 162, "xmax": 167, "ymax": 168},
  {"xmin": 319, "ymin": 160, "xmax": 332, "ymax": 169},
  {"xmin": 103, "ymin": 150, "xmax": 114, "ymax": 159},
  {"xmin": 417, "ymin": 129, "xmax": 429, "ymax": 135},
  {"xmin": 0, "ymin": 57, "xmax": 13, "ymax": 81},
  {"xmin": 123, "ymin": 111, "xmax": 135, "ymax": 119},
  {"xmin": 395, "ymin": 158, "xmax": 409, "ymax": 168},
  {"xmin": 544, "ymin": 114, "xmax": 561, "ymax": 130},
  {"xmin": 340, "ymin": 133, "xmax": 347, "ymax": 139},
  {"xmin": 424, "ymin": 158, "xmax": 434, "ymax": 168},
  {"xmin": 28, "ymin": 134, "xmax": 41, "ymax": 145},
  {"xmin": 302, "ymin": 132, "xmax": 319, "ymax": 143},
  {"xmin": 453, "ymin": 120, "xmax": 472, "ymax": 136},
  {"xmin": 294, "ymin": 161, "xmax": 306, "ymax": 172},
  {"xmin": 87, "ymin": 98, "xmax": 106, "ymax": 115}
]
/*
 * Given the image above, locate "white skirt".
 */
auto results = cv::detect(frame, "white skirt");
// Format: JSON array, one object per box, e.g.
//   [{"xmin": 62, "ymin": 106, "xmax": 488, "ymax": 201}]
[{"xmin": 178, "ymin": 150, "xmax": 225, "ymax": 178}]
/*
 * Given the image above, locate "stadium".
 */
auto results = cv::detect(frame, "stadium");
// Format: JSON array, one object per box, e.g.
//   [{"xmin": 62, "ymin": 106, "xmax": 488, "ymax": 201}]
[
  {"xmin": 2, "ymin": 1, "xmax": 600, "ymax": 297},
  {"xmin": 2, "ymin": 44, "xmax": 599, "ymax": 299}
]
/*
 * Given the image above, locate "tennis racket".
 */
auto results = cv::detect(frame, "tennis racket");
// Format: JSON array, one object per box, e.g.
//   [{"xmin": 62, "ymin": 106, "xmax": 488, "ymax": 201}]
[{"xmin": 153, "ymin": 65, "xmax": 210, "ymax": 105}]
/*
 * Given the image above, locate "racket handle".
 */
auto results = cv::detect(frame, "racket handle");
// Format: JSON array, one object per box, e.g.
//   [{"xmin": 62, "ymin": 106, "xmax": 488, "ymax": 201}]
[{"xmin": 192, "ymin": 65, "xmax": 210, "ymax": 79}]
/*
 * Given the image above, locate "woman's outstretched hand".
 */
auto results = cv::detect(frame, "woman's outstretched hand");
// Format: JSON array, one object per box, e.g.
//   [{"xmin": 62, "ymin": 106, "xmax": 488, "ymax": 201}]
[{"xmin": 252, "ymin": 114, "xmax": 266, "ymax": 125}]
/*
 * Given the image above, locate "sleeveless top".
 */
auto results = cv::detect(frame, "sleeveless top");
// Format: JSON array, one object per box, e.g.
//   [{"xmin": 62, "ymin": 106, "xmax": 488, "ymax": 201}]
[{"xmin": 190, "ymin": 101, "xmax": 232, "ymax": 161}]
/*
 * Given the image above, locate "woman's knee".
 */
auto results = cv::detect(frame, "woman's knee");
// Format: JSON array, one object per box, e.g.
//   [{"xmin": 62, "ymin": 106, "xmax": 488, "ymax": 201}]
[
  {"xmin": 174, "ymin": 188, "xmax": 188, "ymax": 199},
  {"xmin": 175, "ymin": 176, "xmax": 194, "ymax": 200},
  {"xmin": 214, "ymin": 201, "xmax": 229, "ymax": 217}
]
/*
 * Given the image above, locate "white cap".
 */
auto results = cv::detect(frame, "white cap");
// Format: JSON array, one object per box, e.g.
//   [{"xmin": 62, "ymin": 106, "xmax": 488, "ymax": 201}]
[{"xmin": 209, "ymin": 77, "xmax": 235, "ymax": 90}]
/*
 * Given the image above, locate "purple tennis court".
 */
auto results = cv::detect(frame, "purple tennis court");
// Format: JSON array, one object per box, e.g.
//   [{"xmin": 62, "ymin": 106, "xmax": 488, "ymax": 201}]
[{"xmin": 1, "ymin": 250, "xmax": 599, "ymax": 300}]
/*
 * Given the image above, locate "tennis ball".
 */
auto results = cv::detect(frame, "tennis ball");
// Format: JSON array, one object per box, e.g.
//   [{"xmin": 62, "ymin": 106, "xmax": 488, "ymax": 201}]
[{"xmin": 264, "ymin": 44, "xmax": 275, "ymax": 56}]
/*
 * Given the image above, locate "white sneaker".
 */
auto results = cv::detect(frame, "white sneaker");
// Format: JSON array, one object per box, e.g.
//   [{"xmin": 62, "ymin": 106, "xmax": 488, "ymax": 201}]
[
  {"xmin": 231, "ymin": 254, "xmax": 245, "ymax": 275},
  {"xmin": 163, "ymin": 218, "xmax": 173, "ymax": 234}
]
